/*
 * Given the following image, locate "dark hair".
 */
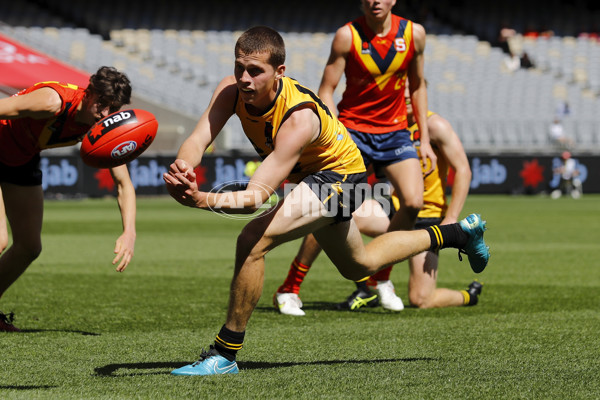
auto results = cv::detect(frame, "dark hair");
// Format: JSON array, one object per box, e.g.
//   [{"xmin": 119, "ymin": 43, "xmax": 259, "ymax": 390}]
[
  {"xmin": 235, "ymin": 26, "xmax": 286, "ymax": 68},
  {"xmin": 85, "ymin": 66, "xmax": 132, "ymax": 112}
]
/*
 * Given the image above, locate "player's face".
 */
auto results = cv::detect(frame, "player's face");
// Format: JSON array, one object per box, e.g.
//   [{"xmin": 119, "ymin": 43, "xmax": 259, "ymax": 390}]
[
  {"xmin": 91, "ymin": 102, "xmax": 112, "ymax": 122},
  {"xmin": 234, "ymin": 51, "xmax": 283, "ymax": 111},
  {"xmin": 361, "ymin": 0, "xmax": 396, "ymax": 20},
  {"xmin": 79, "ymin": 93, "xmax": 116, "ymax": 125}
]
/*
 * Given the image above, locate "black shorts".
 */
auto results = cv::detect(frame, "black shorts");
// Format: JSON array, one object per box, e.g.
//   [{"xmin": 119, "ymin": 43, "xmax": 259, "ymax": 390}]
[
  {"xmin": 301, "ymin": 171, "xmax": 367, "ymax": 222},
  {"xmin": 414, "ymin": 217, "xmax": 442, "ymax": 230},
  {"xmin": 0, "ymin": 154, "xmax": 42, "ymax": 186}
]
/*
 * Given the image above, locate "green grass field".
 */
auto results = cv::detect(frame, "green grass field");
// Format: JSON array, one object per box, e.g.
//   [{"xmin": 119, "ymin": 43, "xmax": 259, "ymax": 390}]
[{"xmin": 1, "ymin": 194, "xmax": 599, "ymax": 399}]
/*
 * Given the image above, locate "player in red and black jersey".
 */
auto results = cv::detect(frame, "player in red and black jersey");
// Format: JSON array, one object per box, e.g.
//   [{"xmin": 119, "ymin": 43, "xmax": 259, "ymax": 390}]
[{"xmin": 0, "ymin": 66, "xmax": 136, "ymax": 332}]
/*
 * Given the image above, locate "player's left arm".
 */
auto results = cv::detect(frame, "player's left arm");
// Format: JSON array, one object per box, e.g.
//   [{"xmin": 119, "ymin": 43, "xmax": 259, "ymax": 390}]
[
  {"xmin": 408, "ymin": 23, "xmax": 436, "ymax": 175},
  {"xmin": 428, "ymin": 114, "xmax": 472, "ymax": 224},
  {"xmin": 109, "ymin": 164, "xmax": 136, "ymax": 271},
  {"xmin": 170, "ymin": 107, "xmax": 316, "ymax": 213},
  {"xmin": 0, "ymin": 87, "xmax": 62, "ymax": 120}
]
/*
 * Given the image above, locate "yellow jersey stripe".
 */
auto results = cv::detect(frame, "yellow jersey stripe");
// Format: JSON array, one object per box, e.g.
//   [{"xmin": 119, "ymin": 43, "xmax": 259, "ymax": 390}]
[{"xmin": 350, "ymin": 22, "xmax": 413, "ymax": 91}]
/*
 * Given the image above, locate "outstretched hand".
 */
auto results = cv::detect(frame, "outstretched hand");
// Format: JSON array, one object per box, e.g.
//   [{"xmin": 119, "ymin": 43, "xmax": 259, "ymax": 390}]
[
  {"xmin": 163, "ymin": 159, "xmax": 203, "ymax": 208},
  {"xmin": 113, "ymin": 231, "xmax": 135, "ymax": 272}
]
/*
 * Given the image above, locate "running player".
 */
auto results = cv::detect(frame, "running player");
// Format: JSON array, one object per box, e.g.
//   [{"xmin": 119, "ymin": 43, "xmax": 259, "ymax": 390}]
[{"xmin": 163, "ymin": 26, "xmax": 489, "ymax": 376}]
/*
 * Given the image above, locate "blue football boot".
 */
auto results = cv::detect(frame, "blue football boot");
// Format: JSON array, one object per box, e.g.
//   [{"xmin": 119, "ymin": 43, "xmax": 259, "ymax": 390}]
[
  {"xmin": 458, "ymin": 213, "xmax": 490, "ymax": 273},
  {"xmin": 172, "ymin": 346, "xmax": 239, "ymax": 376}
]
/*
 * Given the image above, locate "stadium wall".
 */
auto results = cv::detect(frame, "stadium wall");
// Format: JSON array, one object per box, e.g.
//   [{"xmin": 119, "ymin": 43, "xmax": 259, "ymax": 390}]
[{"xmin": 41, "ymin": 153, "xmax": 596, "ymax": 197}]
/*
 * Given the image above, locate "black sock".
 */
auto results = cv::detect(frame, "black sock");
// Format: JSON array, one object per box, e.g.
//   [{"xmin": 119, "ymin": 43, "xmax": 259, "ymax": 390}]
[
  {"xmin": 355, "ymin": 280, "xmax": 369, "ymax": 290},
  {"xmin": 214, "ymin": 325, "xmax": 245, "ymax": 361},
  {"xmin": 425, "ymin": 223, "xmax": 469, "ymax": 251}
]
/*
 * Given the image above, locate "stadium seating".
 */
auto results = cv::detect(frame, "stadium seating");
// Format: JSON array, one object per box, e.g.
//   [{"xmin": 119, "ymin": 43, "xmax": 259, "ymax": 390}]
[{"xmin": 0, "ymin": 0, "xmax": 599, "ymax": 154}]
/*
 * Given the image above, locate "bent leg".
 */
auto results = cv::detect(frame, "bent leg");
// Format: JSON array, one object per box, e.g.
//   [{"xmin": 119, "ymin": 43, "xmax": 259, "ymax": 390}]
[
  {"xmin": 0, "ymin": 183, "xmax": 44, "ymax": 297},
  {"xmin": 295, "ymin": 234, "xmax": 322, "ymax": 266},
  {"xmin": 353, "ymin": 198, "xmax": 390, "ymax": 238},
  {"xmin": 275, "ymin": 233, "xmax": 322, "ymax": 296},
  {"xmin": 314, "ymin": 220, "xmax": 431, "ymax": 281},
  {"xmin": 226, "ymin": 183, "xmax": 334, "ymax": 332},
  {"xmin": 408, "ymin": 251, "xmax": 463, "ymax": 308}
]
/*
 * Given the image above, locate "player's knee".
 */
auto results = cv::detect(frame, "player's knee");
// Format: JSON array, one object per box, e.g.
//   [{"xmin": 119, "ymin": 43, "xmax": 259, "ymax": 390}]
[
  {"xmin": 13, "ymin": 241, "xmax": 42, "ymax": 263},
  {"xmin": 236, "ymin": 227, "xmax": 269, "ymax": 262},
  {"xmin": 409, "ymin": 289, "xmax": 433, "ymax": 309},
  {"xmin": 402, "ymin": 197, "xmax": 423, "ymax": 216},
  {"xmin": 338, "ymin": 266, "xmax": 369, "ymax": 281}
]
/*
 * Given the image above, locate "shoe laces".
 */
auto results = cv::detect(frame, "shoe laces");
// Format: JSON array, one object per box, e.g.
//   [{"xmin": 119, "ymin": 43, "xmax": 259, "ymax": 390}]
[
  {"xmin": 348, "ymin": 287, "xmax": 371, "ymax": 300},
  {"xmin": 193, "ymin": 345, "xmax": 220, "ymax": 365}
]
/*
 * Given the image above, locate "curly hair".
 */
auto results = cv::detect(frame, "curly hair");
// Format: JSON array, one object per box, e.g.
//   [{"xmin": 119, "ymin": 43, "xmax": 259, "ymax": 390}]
[{"xmin": 85, "ymin": 66, "xmax": 132, "ymax": 112}]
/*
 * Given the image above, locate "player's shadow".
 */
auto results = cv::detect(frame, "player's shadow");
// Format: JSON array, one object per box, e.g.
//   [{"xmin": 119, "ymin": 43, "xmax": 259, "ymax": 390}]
[
  {"xmin": 94, "ymin": 357, "xmax": 436, "ymax": 377},
  {"xmin": 16, "ymin": 329, "xmax": 100, "ymax": 336},
  {"xmin": 0, "ymin": 385, "xmax": 58, "ymax": 390}
]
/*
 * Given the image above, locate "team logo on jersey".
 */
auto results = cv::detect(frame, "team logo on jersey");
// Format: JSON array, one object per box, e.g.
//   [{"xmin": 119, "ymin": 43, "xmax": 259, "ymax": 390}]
[{"xmin": 361, "ymin": 41, "xmax": 371, "ymax": 54}]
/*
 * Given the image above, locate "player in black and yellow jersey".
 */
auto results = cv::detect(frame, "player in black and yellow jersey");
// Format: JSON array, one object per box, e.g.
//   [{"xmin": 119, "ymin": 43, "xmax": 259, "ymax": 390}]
[
  {"xmin": 362, "ymin": 90, "xmax": 483, "ymax": 309},
  {"xmin": 276, "ymin": 0, "xmax": 434, "ymax": 313},
  {"xmin": 164, "ymin": 26, "xmax": 489, "ymax": 376},
  {"xmin": 275, "ymin": 86, "xmax": 483, "ymax": 314}
]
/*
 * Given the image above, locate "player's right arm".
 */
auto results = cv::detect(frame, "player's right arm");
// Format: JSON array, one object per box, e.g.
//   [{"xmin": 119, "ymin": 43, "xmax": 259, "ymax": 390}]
[
  {"xmin": 428, "ymin": 114, "xmax": 472, "ymax": 225},
  {"xmin": 408, "ymin": 22, "xmax": 436, "ymax": 176},
  {"xmin": 318, "ymin": 25, "xmax": 351, "ymax": 114},
  {"xmin": 164, "ymin": 76, "xmax": 236, "ymax": 204},
  {"xmin": 0, "ymin": 87, "xmax": 62, "ymax": 120}
]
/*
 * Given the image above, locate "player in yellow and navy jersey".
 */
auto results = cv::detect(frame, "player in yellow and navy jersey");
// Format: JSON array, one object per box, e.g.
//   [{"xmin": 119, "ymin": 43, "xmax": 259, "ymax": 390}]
[{"xmin": 164, "ymin": 26, "xmax": 489, "ymax": 376}]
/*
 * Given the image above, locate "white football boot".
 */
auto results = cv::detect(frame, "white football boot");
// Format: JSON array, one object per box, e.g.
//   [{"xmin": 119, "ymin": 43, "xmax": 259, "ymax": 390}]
[
  {"xmin": 273, "ymin": 292, "xmax": 305, "ymax": 316},
  {"xmin": 375, "ymin": 280, "xmax": 405, "ymax": 311}
]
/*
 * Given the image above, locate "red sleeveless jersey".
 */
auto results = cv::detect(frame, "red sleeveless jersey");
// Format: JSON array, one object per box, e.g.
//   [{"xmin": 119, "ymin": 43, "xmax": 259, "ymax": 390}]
[
  {"xmin": 0, "ymin": 81, "xmax": 88, "ymax": 166},
  {"xmin": 337, "ymin": 15, "xmax": 415, "ymax": 134}
]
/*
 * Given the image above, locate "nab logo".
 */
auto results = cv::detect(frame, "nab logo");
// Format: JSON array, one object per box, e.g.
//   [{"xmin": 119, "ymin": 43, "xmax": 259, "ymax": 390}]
[
  {"xmin": 111, "ymin": 140, "xmax": 138, "ymax": 159},
  {"xmin": 87, "ymin": 110, "xmax": 139, "ymax": 146},
  {"xmin": 100, "ymin": 110, "xmax": 138, "ymax": 135}
]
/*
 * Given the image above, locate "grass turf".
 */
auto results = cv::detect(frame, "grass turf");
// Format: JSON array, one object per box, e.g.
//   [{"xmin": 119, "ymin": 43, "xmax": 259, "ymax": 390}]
[{"xmin": 1, "ymin": 195, "xmax": 599, "ymax": 399}]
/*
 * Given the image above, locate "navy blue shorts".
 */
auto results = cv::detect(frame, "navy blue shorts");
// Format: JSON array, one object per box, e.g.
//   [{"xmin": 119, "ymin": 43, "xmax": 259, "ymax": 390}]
[
  {"xmin": 301, "ymin": 171, "xmax": 367, "ymax": 222},
  {"xmin": 0, "ymin": 154, "xmax": 42, "ymax": 186},
  {"xmin": 348, "ymin": 128, "xmax": 418, "ymax": 176}
]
